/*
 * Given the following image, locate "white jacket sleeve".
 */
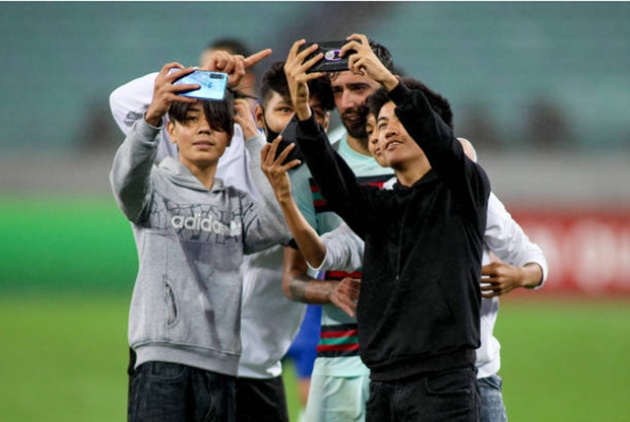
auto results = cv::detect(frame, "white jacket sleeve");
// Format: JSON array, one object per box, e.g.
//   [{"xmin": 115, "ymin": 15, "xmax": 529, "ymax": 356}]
[
  {"xmin": 310, "ymin": 223, "xmax": 365, "ymax": 273},
  {"xmin": 485, "ymin": 192, "xmax": 549, "ymax": 287},
  {"xmin": 110, "ymin": 72, "xmax": 158, "ymax": 135}
]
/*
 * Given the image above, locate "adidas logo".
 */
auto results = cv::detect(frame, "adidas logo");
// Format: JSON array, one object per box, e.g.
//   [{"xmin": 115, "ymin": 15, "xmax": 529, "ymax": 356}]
[{"xmin": 171, "ymin": 214, "xmax": 241, "ymax": 237}]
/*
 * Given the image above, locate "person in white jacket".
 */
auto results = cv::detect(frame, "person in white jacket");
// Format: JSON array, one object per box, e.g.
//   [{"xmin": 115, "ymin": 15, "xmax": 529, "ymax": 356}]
[{"xmin": 262, "ymin": 101, "xmax": 548, "ymax": 422}]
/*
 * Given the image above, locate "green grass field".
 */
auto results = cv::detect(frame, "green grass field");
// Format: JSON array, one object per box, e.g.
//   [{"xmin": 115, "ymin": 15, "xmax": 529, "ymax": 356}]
[{"xmin": 2, "ymin": 197, "xmax": 630, "ymax": 421}]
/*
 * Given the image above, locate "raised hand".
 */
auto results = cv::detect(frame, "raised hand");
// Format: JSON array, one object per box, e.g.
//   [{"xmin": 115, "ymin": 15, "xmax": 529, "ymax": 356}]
[
  {"xmin": 233, "ymin": 98, "xmax": 259, "ymax": 140},
  {"xmin": 329, "ymin": 277, "xmax": 361, "ymax": 317},
  {"xmin": 342, "ymin": 33, "xmax": 398, "ymax": 91},
  {"xmin": 284, "ymin": 40, "xmax": 326, "ymax": 121},
  {"xmin": 261, "ymin": 135, "xmax": 302, "ymax": 204},
  {"xmin": 202, "ymin": 48, "xmax": 272, "ymax": 88},
  {"xmin": 145, "ymin": 62, "xmax": 197, "ymax": 127}
]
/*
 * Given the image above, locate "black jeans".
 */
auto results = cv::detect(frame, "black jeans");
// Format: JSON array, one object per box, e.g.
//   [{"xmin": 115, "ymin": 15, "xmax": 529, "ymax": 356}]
[
  {"xmin": 366, "ymin": 366, "xmax": 480, "ymax": 422},
  {"xmin": 128, "ymin": 361, "xmax": 236, "ymax": 422},
  {"xmin": 235, "ymin": 376, "xmax": 289, "ymax": 422}
]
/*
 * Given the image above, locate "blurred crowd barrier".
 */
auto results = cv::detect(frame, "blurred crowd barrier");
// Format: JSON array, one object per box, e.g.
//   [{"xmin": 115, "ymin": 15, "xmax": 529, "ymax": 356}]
[{"xmin": 512, "ymin": 208, "xmax": 630, "ymax": 296}]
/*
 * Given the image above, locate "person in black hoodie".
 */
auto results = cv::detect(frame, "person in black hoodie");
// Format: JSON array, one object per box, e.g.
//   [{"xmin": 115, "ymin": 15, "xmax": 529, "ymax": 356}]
[{"xmin": 282, "ymin": 34, "xmax": 491, "ymax": 421}]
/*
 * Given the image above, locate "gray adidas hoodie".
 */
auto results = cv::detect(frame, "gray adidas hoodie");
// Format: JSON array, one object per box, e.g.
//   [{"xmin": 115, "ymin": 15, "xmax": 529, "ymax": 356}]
[{"xmin": 110, "ymin": 118, "xmax": 290, "ymax": 376}]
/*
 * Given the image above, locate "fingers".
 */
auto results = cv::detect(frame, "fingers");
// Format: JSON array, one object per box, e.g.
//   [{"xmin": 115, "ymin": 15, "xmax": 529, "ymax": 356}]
[
  {"xmin": 155, "ymin": 65, "xmax": 198, "ymax": 103},
  {"xmin": 286, "ymin": 42, "xmax": 321, "ymax": 73},
  {"xmin": 274, "ymin": 140, "xmax": 296, "ymax": 165},
  {"xmin": 333, "ymin": 295, "xmax": 357, "ymax": 318},
  {"xmin": 288, "ymin": 39, "xmax": 307, "ymax": 58},
  {"xmin": 159, "ymin": 62, "xmax": 186, "ymax": 76},
  {"xmin": 233, "ymin": 98, "xmax": 249, "ymax": 116},
  {"xmin": 336, "ymin": 301, "xmax": 356, "ymax": 318},
  {"xmin": 244, "ymin": 48, "xmax": 273, "ymax": 69},
  {"xmin": 481, "ymin": 263, "xmax": 499, "ymax": 277},
  {"xmin": 346, "ymin": 33, "xmax": 369, "ymax": 44},
  {"xmin": 341, "ymin": 34, "xmax": 369, "ymax": 57},
  {"xmin": 260, "ymin": 143, "xmax": 272, "ymax": 165},
  {"xmin": 266, "ymin": 135, "xmax": 282, "ymax": 162}
]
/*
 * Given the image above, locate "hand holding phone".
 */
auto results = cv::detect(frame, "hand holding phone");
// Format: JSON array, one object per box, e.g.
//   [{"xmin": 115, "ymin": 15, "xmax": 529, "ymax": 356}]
[
  {"xmin": 173, "ymin": 70, "xmax": 228, "ymax": 101},
  {"xmin": 298, "ymin": 41, "xmax": 356, "ymax": 73}
]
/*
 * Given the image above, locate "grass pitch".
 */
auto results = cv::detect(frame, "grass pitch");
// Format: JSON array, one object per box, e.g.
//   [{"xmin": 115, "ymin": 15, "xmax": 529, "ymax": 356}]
[
  {"xmin": 1, "ymin": 197, "xmax": 629, "ymax": 421},
  {"xmin": 1, "ymin": 296, "xmax": 629, "ymax": 422}
]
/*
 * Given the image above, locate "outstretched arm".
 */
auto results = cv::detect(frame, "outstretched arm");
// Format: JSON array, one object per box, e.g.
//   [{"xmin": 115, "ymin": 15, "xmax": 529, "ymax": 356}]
[
  {"xmin": 261, "ymin": 138, "xmax": 363, "ymax": 318},
  {"xmin": 261, "ymin": 135, "xmax": 327, "ymax": 267},
  {"xmin": 282, "ymin": 247, "xmax": 360, "ymax": 318},
  {"xmin": 110, "ymin": 62, "xmax": 197, "ymax": 222},
  {"xmin": 284, "ymin": 40, "xmax": 377, "ymax": 237}
]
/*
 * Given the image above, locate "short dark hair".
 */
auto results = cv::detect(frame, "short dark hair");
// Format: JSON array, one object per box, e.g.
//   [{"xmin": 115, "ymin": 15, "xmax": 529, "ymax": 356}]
[
  {"xmin": 367, "ymin": 77, "xmax": 453, "ymax": 130},
  {"xmin": 260, "ymin": 61, "xmax": 334, "ymax": 111},
  {"xmin": 368, "ymin": 39, "xmax": 395, "ymax": 73},
  {"xmin": 168, "ymin": 90, "xmax": 236, "ymax": 139},
  {"xmin": 206, "ymin": 38, "xmax": 252, "ymax": 58}
]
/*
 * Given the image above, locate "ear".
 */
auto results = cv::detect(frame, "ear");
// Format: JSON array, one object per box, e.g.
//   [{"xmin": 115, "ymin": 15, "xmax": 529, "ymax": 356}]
[
  {"xmin": 254, "ymin": 104, "xmax": 265, "ymax": 133},
  {"xmin": 166, "ymin": 120, "xmax": 177, "ymax": 144}
]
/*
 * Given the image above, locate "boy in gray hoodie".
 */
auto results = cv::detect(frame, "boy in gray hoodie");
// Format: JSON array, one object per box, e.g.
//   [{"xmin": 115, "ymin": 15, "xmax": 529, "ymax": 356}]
[{"xmin": 110, "ymin": 58, "xmax": 290, "ymax": 422}]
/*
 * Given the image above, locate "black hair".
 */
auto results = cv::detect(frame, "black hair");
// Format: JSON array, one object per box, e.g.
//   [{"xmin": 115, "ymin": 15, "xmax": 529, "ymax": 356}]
[
  {"xmin": 206, "ymin": 38, "xmax": 252, "ymax": 58},
  {"xmin": 400, "ymin": 77, "xmax": 453, "ymax": 129},
  {"xmin": 368, "ymin": 39, "xmax": 395, "ymax": 73},
  {"xmin": 260, "ymin": 62, "xmax": 291, "ymax": 108},
  {"xmin": 367, "ymin": 77, "xmax": 453, "ymax": 130},
  {"xmin": 168, "ymin": 89, "xmax": 236, "ymax": 139},
  {"xmin": 260, "ymin": 61, "xmax": 334, "ymax": 111}
]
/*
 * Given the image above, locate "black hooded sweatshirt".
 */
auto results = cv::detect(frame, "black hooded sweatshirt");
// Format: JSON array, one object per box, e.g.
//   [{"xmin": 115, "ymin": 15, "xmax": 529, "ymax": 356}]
[{"xmin": 293, "ymin": 82, "xmax": 491, "ymax": 382}]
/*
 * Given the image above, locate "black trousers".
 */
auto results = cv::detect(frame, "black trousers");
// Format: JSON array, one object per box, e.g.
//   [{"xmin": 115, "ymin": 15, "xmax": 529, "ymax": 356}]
[
  {"xmin": 366, "ymin": 366, "xmax": 480, "ymax": 422},
  {"xmin": 235, "ymin": 376, "xmax": 289, "ymax": 422}
]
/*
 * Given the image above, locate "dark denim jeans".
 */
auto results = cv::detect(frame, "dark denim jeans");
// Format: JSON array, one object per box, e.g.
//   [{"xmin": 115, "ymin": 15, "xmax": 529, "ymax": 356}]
[
  {"xmin": 235, "ymin": 376, "xmax": 289, "ymax": 422},
  {"xmin": 478, "ymin": 374, "xmax": 508, "ymax": 422},
  {"xmin": 366, "ymin": 366, "xmax": 480, "ymax": 422},
  {"xmin": 128, "ymin": 361, "xmax": 236, "ymax": 422}
]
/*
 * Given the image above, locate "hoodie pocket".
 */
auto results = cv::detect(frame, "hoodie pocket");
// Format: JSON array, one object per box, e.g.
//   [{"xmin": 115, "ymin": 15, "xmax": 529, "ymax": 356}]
[{"xmin": 164, "ymin": 280, "xmax": 179, "ymax": 328}]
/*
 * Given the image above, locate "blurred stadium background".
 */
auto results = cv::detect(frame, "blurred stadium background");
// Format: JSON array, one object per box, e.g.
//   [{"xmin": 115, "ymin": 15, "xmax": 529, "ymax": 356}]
[{"xmin": 1, "ymin": 2, "xmax": 629, "ymax": 421}]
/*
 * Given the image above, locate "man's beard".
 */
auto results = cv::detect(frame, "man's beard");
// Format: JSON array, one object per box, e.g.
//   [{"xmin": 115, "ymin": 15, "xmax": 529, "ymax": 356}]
[{"xmin": 341, "ymin": 104, "xmax": 369, "ymax": 140}]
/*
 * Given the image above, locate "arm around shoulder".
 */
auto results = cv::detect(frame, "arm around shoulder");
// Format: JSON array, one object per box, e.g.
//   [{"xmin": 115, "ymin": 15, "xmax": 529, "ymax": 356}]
[{"xmin": 110, "ymin": 72, "xmax": 160, "ymax": 135}]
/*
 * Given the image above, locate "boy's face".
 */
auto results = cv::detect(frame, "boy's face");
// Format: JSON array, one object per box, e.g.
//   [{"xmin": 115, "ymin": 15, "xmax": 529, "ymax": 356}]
[
  {"xmin": 377, "ymin": 101, "xmax": 423, "ymax": 169},
  {"xmin": 255, "ymin": 91, "xmax": 329, "ymax": 136},
  {"xmin": 331, "ymin": 71, "xmax": 381, "ymax": 139},
  {"xmin": 167, "ymin": 103, "xmax": 230, "ymax": 169},
  {"xmin": 365, "ymin": 113, "xmax": 387, "ymax": 168}
]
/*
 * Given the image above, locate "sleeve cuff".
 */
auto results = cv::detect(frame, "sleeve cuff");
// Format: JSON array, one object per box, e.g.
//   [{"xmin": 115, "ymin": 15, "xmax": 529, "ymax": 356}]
[
  {"xmin": 388, "ymin": 81, "xmax": 412, "ymax": 104},
  {"xmin": 135, "ymin": 118, "xmax": 163, "ymax": 143},
  {"xmin": 244, "ymin": 132, "xmax": 266, "ymax": 153},
  {"xmin": 297, "ymin": 112, "xmax": 320, "ymax": 134}
]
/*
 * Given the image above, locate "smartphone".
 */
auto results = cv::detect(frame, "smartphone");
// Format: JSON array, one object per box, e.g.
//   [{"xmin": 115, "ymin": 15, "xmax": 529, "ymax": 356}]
[
  {"xmin": 275, "ymin": 116, "xmax": 303, "ymax": 164},
  {"xmin": 173, "ymin": 70, "xmax": 228, "ymax": 101},
  {"xmin": 299, "ymin": 41, "xmax": 356, "ymax": 73}
]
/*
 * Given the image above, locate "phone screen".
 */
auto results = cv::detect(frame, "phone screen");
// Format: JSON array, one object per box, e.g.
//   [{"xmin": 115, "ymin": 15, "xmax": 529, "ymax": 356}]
[{"xmin": 174, "ymin": 70, "xmax": 228, "ymax": 101}]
